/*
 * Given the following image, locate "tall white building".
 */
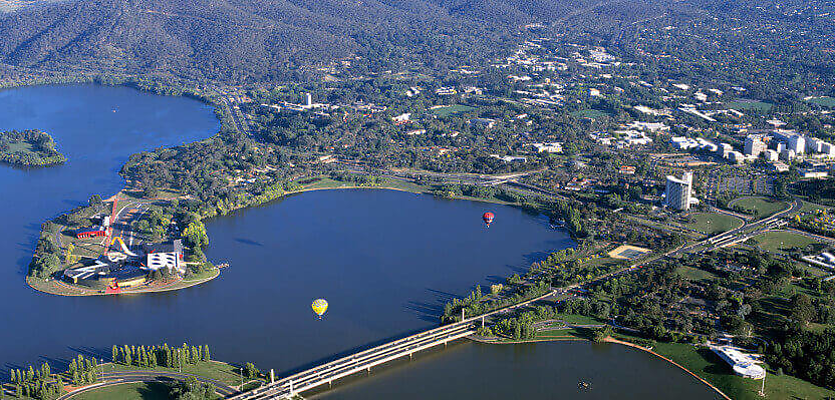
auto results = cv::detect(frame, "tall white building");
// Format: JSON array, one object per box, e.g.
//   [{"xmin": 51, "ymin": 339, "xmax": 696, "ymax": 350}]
[
  {"xmin": 743, "ymin": 137, "xmax": 766, "ymax": 158},
  {"xmin": 788, "ymin": 135, "xmax": 806, "ymax": 154},
  {"xmin": 806, "ymin": 137, "xmax": 824, "ymax": 153},
  {"xmin": 665, "ymin": 172, "xmax": 693, "ymax": 211}
]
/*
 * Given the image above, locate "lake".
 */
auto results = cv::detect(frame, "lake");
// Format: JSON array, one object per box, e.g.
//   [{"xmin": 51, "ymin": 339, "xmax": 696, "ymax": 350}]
[{"xmin": 0, "ymin": 84, "xmax": 719, "ymax": 399}]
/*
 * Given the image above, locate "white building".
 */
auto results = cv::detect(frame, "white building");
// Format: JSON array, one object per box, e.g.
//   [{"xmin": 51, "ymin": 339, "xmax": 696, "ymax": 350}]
[
  {"xmin": 392, "ymin": 113, "xmax": 411, "ymax": 124},
  {"xmin": 628, "ymin": 121, "xmax": 670, "ymax": 133},
  {"xmin": 718, "ymin": 143, "xmax": 733, "ymax": 158},
  {"xmin": 728, "ymin": 151, "xmax": 746, "ymax": 164},
  {"xmin": 744, "ymin": 136, "xmax": 766, "ymax": 158},
  {"xmin": 788, "ymin": 135, "xmax": 806, "ymax": 154},
  {"xmin": 780, "ymin": 148, "xmax": 796, "ymax": 162},
  {"xmin": 490, "ymin": 155, "xmax": 527, "ymax": 163},
  {"xmin": 770, "ymin": 161, "xmax": 790, "ymax": 172},
  {"xmin": 528, "ymin": 142, "xmax": 563, "ymax": 153},
  {"xmin": 710, "ymin": 345, "xmax": 766, "ymax": 380},
  {"xmin": 806, "ymin": 137, "xmax": 824, "ymax": 153},
  {"xmin": 144, "ymin": 240, "xmax": 184, "ymax": 274},
  {"xmin": 665, "ymin": 172, "xmax": 693, "ymax": 211},
  {"xmin": 774, "ymin": 141, "xmax": 785, "ymax": 154},
  {"xmin": 764, "ymin": 149, "xmax": 779, "ymax": 162}
]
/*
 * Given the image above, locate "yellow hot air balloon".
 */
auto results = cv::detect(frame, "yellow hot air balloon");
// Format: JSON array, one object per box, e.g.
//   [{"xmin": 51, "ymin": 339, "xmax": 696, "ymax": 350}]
[{"xmin": 312, "ymin": 299, "xmax": 329, "ymax": 319}]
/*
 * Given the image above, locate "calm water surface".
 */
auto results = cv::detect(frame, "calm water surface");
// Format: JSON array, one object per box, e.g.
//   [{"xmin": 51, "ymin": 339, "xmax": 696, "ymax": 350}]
[
  {"xmin": 312, "ymin": 341, "xmax": 723, "ymax": 400},
  {"xmin": 0, "ymin": 85, "xmax": 717, "ymax": 399}
]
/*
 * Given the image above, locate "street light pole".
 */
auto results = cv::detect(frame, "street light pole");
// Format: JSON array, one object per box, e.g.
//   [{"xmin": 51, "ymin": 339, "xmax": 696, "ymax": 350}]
[{"xmin": 759, "ymin": 371, "xmax": 766, "ymax": 397}]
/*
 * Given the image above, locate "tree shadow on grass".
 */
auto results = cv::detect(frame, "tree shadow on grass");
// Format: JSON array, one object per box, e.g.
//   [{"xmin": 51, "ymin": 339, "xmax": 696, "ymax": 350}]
[
  {"xmin": 136, "ymin": 381, "xmax": 173, "ymax": 400},
  {"xmin": 696, "ymin": 347, "xmax": 733, "ymax": 375}
]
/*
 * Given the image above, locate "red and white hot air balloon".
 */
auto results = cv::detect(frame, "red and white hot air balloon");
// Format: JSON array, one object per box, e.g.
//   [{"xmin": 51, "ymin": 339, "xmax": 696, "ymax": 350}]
[{"xmin": 482, "ymin": 212, "xmax": 495, "ymax": 228}]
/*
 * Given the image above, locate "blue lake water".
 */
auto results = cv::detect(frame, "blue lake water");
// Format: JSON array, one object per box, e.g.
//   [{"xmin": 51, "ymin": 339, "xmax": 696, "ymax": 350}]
[{"xmin": 0, "ymin": 84, "xmax": 719, "ymax": 399}]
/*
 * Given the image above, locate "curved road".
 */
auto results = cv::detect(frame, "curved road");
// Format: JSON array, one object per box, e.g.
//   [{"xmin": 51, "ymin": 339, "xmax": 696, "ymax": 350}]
[{"xmin": 57, "ymin": 370, "xmax": 238, "ymax": 399}]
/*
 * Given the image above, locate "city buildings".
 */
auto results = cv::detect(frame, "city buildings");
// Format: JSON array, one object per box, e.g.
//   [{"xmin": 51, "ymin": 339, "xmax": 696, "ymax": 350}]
[{"xmin": 528, "ymin": 142, "xmax": 563, "ymax": 153}]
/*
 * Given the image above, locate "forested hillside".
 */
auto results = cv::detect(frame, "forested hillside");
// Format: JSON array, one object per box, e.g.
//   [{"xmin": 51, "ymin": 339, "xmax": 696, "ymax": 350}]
[{"xmin": 0, "ymin": 0, "xmax": 687, "ymax": 82}]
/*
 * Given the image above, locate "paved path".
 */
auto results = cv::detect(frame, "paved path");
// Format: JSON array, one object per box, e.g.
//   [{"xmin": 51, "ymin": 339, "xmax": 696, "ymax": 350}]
[{"xmin": 57, "ymin": 370, "xmax": 238, "ymax": 399}]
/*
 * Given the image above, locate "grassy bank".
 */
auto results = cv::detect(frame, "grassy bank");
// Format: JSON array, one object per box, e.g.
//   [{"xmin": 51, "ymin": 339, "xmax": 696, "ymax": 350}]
[
  {"xmin": 110, "ymin": 360, "xmax": 245, "ymax": 386},
  {"xmin": 73, "ymin": 382, "xmax": 170, "ymax": 400}
]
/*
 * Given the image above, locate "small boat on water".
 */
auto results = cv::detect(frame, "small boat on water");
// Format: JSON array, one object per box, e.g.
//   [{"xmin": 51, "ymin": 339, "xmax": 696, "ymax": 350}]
[{"xmin": 578, "ymin": 380, "xmax": 591, "ymax": 390}]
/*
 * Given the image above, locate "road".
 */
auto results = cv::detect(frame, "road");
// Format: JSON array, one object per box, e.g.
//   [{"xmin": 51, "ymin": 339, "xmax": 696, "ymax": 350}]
[
  {"xmin": 57, "ymin": 370, "xmax": 238, "ymax": 399},
  {"xmin": 215, "ymin": 88, "xmax": 250, "ymax": 136}
]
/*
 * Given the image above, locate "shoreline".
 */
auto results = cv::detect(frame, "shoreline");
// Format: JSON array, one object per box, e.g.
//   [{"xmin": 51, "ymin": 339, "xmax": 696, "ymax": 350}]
[
  {"xmin": 26, "ymin": 268, "xmax": 220, "ymax": 297},
  {"xmin": 605, "ymin": 337, "xmax": 732, "ymax": 400},
  {"xmin": 26, "ymin": 182, "xmax": 534, "ymax": 297},
  {"xmin": 467, "ymin": 334, "xmax": 732, "ymax": 400}
]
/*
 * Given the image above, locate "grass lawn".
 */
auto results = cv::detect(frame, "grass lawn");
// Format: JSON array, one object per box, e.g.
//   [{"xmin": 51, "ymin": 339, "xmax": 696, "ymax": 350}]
[
  {"xmin": 298, "ymin": 176, "xmax": 523, "ymax": 206},
  {"xmin": 552, "ymin": 313, "xmax": 606, "ymax": 326},
  {"xmin": 570, "ymin": 109, "xmax": 614, "ymax": 119},
  {"xmin": 585, "ymin": 256, "xmax": 626, "ymax": 269},
  {"xmin": 73, "ymin": 382, "xmax": 170, "ymax": 400},
  {"xmin": 748, "ymin": 231, "xmax": 821, "ymax": 253},
  {"xmin": 800, "ymin": 200, "xmax": 831, "ymax": 214},
  {"xmin": 534, "ymin": 327, "xmax": 589, "ymax": 340},
  {"xmin": 182, "ymin": 266, "xmax": 220, "ymax": 282},
  {"xmin": 676, "ymin": 265, "xmax": 719, "ymax": 282},
  {"xmin": 301, "ymin": 177, "xmax": 429, "ymax": 194},
  {"xmin": 112, "ymin": 361, "xmax": 244, "ymax": 386},
  {"xmin": 726, "ymin": 100, "xmax": 773, "ymax": 113},
  {"xmin": 5, "ymin": 140, "xmax": 36, "ymax": 153},
  {"xmin": 681, "ymin": 212, "xmax": 743, "ymax": 235},
  {"xmin": 729, "ymin": 196, "xmax": 788, "ymax": 218},
  {"xmin": 429, "ymin": 104, "xmax": 476, "ymax": 117},
  {"xmin": 805, "ymin": 96, "xmax": 835, "ymax": 108}
]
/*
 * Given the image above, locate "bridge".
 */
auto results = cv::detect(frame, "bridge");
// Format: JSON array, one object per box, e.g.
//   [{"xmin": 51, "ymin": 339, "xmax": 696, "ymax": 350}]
[
  {"xmin": 228, "ymin": 320, "xmax": 477, "ymax": 399},
  {"xmin": 230, "ymin": 285, "xmax": 567, "ymax": 400}
]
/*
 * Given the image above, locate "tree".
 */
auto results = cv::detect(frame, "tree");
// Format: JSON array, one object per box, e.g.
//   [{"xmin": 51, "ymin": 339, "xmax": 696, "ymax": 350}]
[
  {"xmin": 65, "ymin": 243, "xmax": 79, "ymax": 265},
  {"xmin": 88, "ymin": 194, "xmax": 102, "ymax": 207},
  {"xmin": 593, "ymin": 326, "xmax": 613, "ymax": 343},
  {"xmin": 790, "ymin": 293, "xmax": 815, "ymax": 325},
  {"xmin": 183, "ymin": 220, "xmax": 209, "ymax": 250},
  {"xmin": 244, "ymin": 363, "xmax": 258, "ymax": 379},
  {"xmin": 112, "ymin": 345, "xmax": 118, "ymax": 363}
]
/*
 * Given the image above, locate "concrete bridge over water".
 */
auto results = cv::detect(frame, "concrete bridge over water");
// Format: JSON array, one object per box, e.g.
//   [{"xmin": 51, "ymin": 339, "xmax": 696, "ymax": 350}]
[{"xmin": 230, "ymin": 288, "xmax": 566, "ymax": 400}]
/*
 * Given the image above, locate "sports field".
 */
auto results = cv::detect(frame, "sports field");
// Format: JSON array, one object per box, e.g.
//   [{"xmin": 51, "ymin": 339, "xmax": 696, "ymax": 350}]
[
  {"xmin": 429, "ymin": 104, "xmax": 476, "ymax": 117},
  {"xmin": 608, "ymin": 245, "xmax": 651, "ymax": 260}
]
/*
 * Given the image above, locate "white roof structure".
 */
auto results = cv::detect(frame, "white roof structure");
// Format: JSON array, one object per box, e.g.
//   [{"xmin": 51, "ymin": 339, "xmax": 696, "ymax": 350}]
[{"xmin": 710, "ymin": 345, "xmax": 765, "ymax": 379}]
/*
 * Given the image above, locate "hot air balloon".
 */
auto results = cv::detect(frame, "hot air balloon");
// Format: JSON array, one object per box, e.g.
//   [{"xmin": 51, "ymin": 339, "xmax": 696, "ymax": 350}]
[
  {"xmin": 312, "ymin": 299, "xmax": 329, "ymax": 319},
  {"xmin": 483, "ymin": 212, "xmax": 495, "ymax": 227}
]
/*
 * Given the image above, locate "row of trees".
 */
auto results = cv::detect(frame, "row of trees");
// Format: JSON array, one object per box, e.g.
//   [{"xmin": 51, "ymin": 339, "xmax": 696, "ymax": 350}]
[
  {"xmin": 112, "ymin": 343, "xmax": 211, "ymax": 369},
  {"xmin": 4, "ymin": 356, "xmax": 95, "ymax": 400}
]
